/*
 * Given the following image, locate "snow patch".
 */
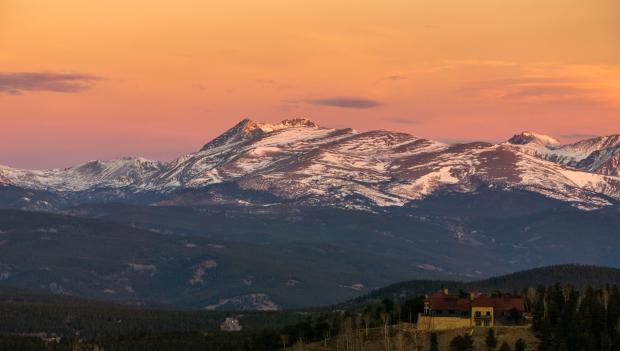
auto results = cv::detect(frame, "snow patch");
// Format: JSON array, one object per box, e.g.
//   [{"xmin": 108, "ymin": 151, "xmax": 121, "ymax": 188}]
[{"xmin": 189, "ymin": 259, "xmax": 217, "ymax": 285}]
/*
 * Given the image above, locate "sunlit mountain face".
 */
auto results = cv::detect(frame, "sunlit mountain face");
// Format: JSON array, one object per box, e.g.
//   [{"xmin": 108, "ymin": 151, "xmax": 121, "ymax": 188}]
[{"xmin": 1, "ymin": 119, "xmax": 619, "ymax": 211}]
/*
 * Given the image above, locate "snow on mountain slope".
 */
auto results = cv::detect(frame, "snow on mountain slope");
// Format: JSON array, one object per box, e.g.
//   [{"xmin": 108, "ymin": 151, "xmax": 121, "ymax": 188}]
[
  {"xmin": 1, "ymin": 119, "xmax": 619, "ymax": 210},
  {"xmin": 507, "ymin": 131, "xmax": 561, "ymax": 146},
  {"xmin": 576, "ymin": 146, "xmax": 620, "ymax": 176},
  {"xmin": 506, "ymin": 132, "xmax": 620, "ymax": 169},
  {"xmin": 567, "ymin": 135, "xmax": 620, "ymax": 157},
  {"xmin": 154, "ymin": 120, "xmax": 355, "ymax": 189},
  {"xmin": 0, "ymin": 157, "xmax": 164, "ymax": 191},
  {"xmin": 200, "ymin": 118, "xmax": 319, "ymax": 151},
  {"xmin": 236, "ymin": 130, "xmax": 448, "ymax": 208}
]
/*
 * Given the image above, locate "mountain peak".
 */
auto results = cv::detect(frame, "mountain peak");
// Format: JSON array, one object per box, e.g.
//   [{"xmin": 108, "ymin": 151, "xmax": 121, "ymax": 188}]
[
  {"xmin": 279, "ymin": 118, "xmax": 319, "ymax": 128},
  {"xmin": 508, "ymin": 131, "xmax": 561, "ymax": 146},
  {"xmin": 255, "ymin": 118, "xmax": 319, "ymax": 132},
  {"xmin": 201, "ymin": 118, "xmax": 320, "ymax": 151}
]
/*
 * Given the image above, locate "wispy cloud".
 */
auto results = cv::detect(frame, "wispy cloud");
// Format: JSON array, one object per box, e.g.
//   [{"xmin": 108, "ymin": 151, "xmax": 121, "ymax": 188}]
[
  {"xmin": 382, "ymin": 117, "xmax": 417, "ymax": 124},
  {"xmin": 560, "ymin": 133, "xmax": 600, "ymax": 140},
  {"xmin": 502, "ymin": 83, "xmax": 595, "ymax": 101},
  {"xmin": 305, "ymin": 97, "xmax": 382, "ymax": 109},
  {"xmin": 441, "ymin": 62, "xmax": 620, "ymax": 107},
  {"xmin": 412, "ymin": 59, "xmax": 520, "ymax": 74},
  {"xmin": 460, "ymin": 76, "xmax": 607, "ymax": 105},
  {"xmin": 0, "ymin": 72, "xmax": 102, "ymax": 95}
]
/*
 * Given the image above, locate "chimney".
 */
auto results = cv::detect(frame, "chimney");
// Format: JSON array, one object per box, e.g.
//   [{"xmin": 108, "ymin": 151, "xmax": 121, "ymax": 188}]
[
  {"xmin": 469, "ymin": 292, "xmax": 476, "ymax": 301},
  {"xmin": 442, "ymin": 288, "xmax": 449, "ymax": 295}
]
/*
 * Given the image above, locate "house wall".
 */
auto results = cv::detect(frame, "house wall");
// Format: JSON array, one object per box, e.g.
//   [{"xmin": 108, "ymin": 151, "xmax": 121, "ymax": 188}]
[
  {"xmin": 417, "ymin": 315, "xmax": 472, "ymax": 331},
  {"xmin": 471, "ymin": 307, "xmax": 494, "ymax": 326}
]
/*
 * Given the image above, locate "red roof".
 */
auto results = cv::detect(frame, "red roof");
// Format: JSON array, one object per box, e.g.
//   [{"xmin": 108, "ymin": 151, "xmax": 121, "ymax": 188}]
[
  {"xmin": 426, "ymin": 292, "xmax": 470, "ymax": 311},
  {"xmin": 426, "ymin": 291, "xmax": 525, "ymax": 312},
  {"xmin": 492, "ymin": 296, "xmax": 525, "ymax": 311},
  {"xmin": 471, "ymin": 294, "xmax": 525, "ymax": 311}
]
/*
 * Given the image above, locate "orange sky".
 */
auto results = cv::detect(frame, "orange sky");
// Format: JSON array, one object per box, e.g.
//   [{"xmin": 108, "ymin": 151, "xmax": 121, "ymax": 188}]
[{"xmin": 1, "ymin": 0, "xmax": 619, "ymax": 168}]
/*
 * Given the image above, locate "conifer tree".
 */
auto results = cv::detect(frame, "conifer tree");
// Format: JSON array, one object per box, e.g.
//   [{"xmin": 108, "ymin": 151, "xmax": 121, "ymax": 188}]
[
  {"xmin": 498, "ymin": 341, "xmax": 511, "ymax": 351},
  {"xmin": 485, "ymin": 328, "xmax": 498, "ymax": 349},
  {"xmin": 430, "ymin": 332, "xmax": 438, "ymax": 351},
  {"xmin": 514, "ymin": 338, "xmax": 526, "ymax": 351}
]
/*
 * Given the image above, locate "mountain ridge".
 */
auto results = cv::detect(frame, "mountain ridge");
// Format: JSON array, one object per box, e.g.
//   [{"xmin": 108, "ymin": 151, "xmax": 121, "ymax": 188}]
[{"xmin": 1, "ymin": 118, "xmax": 619, "ymax": 211}]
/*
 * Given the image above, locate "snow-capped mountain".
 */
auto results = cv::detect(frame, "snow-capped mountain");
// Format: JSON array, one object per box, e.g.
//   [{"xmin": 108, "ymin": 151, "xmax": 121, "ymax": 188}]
[
  {"xmin": 506, "ymin": 132, "xmax": 620, "ymax": 172},
  {"xmin": 0, "ymin": 157, "xmax": 164, "ymax": 191},
  {"xmin": 576, "ymin": 145, "xmax": 620, "ymax": 176},
  {"xmin": 1, "ymin": 119, "xmax": 619, "ymax": 210}
]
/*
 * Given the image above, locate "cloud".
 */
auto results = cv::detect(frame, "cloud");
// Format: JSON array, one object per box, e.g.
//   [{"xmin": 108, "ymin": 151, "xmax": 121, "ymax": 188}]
[
  {"xmin": 460, "ymin": 76, "xmax": 606, "ymax": 105},
  {"xmin": 305, "ymin": 97, "xmax": 382, "ymax": 109},
  {"xmin": 0, "ymin": 72, "xmax": 102, "ymax": 95},
  {"xmin": 414, "ymin": 59, "xmax": 520, "ymax": 74},
  {"xmin": 502, "ymin": 84, "xmax": 595, "ymax": 101},
  {"xmin": 560, "ymin": 133, "xmax": 600, "ymax": 140},
  {"xmin": 382, "ymin": 117, "xmax": 417, "ymax": 124},
  {"xmin": 255, "ymin": 79, "xmax": 276, "ymax": 84}
]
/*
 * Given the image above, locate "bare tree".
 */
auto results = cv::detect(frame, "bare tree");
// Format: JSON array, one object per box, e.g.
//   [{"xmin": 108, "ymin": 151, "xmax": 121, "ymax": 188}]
[
  {"xmin": 281, "ymin": 334, "xmax": 290, "ymax": 350},
  {"xmin": 343, "ymin": 317, "xmax": 353, "ymax": 351},
  {"xmin": 397, "ymin": 328, "xmax": 404, "ymax": 351},
  {"xmin": 408, "ymin": 327, "xmax": 419, "ymax": 351},
  {"xmin": 363, "ymin": 312, "xmax": 371, "ymax": 338},
  {"xmin": 381, "ymin": 312, "xmax": 391, "ymax": 351}
]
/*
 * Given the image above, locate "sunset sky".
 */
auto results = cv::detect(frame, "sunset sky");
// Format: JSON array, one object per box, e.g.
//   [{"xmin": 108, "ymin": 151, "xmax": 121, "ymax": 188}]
[{"xmin": 1, "ymin": 0, "xmax": 619, "ymax": 169}]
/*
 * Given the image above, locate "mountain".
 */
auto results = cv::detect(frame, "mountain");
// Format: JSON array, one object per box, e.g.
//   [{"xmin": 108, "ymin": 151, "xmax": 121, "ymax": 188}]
[
  {"xmin": 507, "ymin": 132, "xmax": 620, "ymax": 175},
  {"xmin": 1, "ymin": 119, "xmax": 619, "ymax": 211},
  {"xmin": 0, "ymin": 208, "xmax": 471, "ymax": 309},
  {"xmin": 507, "ymin": 131, "xmax": 561, "ymax": 146},
  {"xmin": 576, "ymin": 144, "xmax": 620, "ymax": 176},
  {"xmin": 1, "ymin": 118, "xmax": 620, "ymax": 309},
  {"xmin": 2, "ymin": 188, "xmax": 620, "ymax": 310},
  {"xmin": 0, "ymin": 157, "xmax": 164, "ymax": 191}
]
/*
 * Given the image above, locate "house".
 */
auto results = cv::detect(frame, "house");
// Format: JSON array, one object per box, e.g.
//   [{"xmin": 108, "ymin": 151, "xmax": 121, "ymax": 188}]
[{"xmin": 417, "ymin": 288, "xmax": 525, "ymax": 330}]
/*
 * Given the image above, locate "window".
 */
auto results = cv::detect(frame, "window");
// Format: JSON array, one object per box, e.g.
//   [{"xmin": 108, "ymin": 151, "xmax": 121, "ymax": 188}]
[
  {"xmin": 448, "ymin": 310, "xmax": 455, "ymax": 314},
  {"xmin": 486, "ymin": 311, "xmax": 491, "ymax": 316},
  {"xmin": 475, "ymin": 311, "xmax": 481, "ymax": 317},
  {"xmin": 475, "ymin": 320, "xmax": 482, "ymax": 326}
]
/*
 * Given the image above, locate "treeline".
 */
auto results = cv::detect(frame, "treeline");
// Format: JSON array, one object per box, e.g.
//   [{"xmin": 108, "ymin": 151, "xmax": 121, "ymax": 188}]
[
  {"xmin": 0, "ymin": 297, "xmax": 311, "ymax": 338},
  {"xmin": 531, "ymin": 283, "xmax": 620, "ymax": 351},
  {"xmin": 6, "ymin": 283, "xmax": 620, "ymax": 350},
  {"xmin": 345, "ymin": 265, "xmax": 620, "ymax": 307},
  {"xmin": 0, "ymin": 296, "xmax": 424, "ymax": 350},
  {"xmin": 475, "ymin": 265, "xmax": 620, "ymax": 293},
  {"xmin": 105, "ymin": 297, "xmax": 424, "ymax": 350}
]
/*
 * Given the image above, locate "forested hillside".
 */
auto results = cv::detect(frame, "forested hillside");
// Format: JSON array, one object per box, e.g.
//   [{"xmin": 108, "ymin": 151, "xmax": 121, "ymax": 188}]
[{"xmin": 345, "ymin": 265, "xmax": 620, "ymax": 306}]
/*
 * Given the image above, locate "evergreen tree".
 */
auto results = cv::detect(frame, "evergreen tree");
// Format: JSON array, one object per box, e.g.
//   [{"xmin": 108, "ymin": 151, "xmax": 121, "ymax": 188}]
[
  {"xmin": 498, "ymin": 341, "xmax": 511, "ymax": 351},
  {"xmin": 486, "ymin": 328, "xmax": 498, "ymax": 349},
  {"xmin": 430, "ymin": 332, "xmax": 438, "ymax": 351},
  {"xmin": 514, "ymin": 338, "xmax": 526, "ymax": 351},
  {"xmin": 450, "ymin": 334, "xmax": 473, "ymax": 351},
  {"xmin": 532, "ymin": 285, "xmax": 546, "ymax": 331}
]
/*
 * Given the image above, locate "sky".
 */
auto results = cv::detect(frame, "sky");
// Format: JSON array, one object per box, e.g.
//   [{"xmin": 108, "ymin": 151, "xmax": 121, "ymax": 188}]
[{"xmin": 1, "ymin": 0, "xmax": 619, "ymax": 169}]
